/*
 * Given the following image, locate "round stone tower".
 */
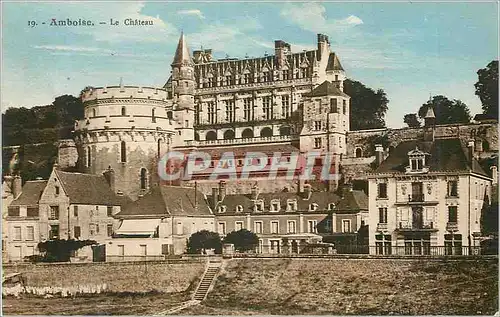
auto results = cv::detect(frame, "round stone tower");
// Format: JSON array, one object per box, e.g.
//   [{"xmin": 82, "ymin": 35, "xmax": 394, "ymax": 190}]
[{"xmin": 74, "ymin": 84, "xmax": 177, "ymax": 200}]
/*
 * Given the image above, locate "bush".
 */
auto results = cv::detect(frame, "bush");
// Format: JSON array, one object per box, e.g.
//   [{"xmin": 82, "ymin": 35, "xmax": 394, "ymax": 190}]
[
  {"xmin": 223, "ymin": 229, "xmax": 259, "ymax": 253},
  {"xmin": 187, "ymin": 230, "xmax": 222, "ymax": 254},
  {"xmin": 36, "ymin": 239, "xmax": 97, "ymax": 262}
]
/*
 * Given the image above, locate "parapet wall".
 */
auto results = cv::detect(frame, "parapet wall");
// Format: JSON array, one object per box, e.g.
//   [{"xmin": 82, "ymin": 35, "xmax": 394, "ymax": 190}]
[{"xmin": 81, "ymin": 86, "xmax": 169, "ymax": 103}]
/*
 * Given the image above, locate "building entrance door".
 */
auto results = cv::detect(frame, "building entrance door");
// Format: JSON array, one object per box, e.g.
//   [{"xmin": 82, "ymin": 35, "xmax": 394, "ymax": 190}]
[{"xmin": 269, "ymin": 240, "xmax": 281, "ymax": 254}]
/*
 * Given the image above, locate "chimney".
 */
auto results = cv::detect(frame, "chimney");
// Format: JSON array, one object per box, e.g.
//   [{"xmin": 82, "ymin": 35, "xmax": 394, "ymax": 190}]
[
  {"xmin": 219, "ymin": 181, "xmax": 226, "ymax": 202},
  {"xmin": 275, "ymin": 40, "xmax": 291, "ymax": 66},
  {"xmin": 467, "ymin": 140, "xmax": 475, "ymax": 162},
  {"xmin": 251, "ymin": 185, "xmax": 259, "ymax": 200},
  {"xmin": 375, "ymin": 144, "xmax": 384, "ymax": 166},
  {"xmin": 12, "ymin": 175, "xmax": 22, "ymax": 199},
  {"xmin": 103, "ymin": 166, "xmax": 115, "ymax": 193},
  {"xmin": 342, "ymin": 183, "xmax": 353, "ymax": 198},
  {"xmin": 317, "ymin": 34, "xmax": 329, "ymax": 61},
  {"xmin": 303, "ymin": 184, "xmax": 312, "ymax": 200},
  {"xmin": 212, "ymin": 187, "xmax": 219, "ymax": 209},
  {"xmin": 193, "ymin": 50, "xmax": 203, "ymax": 63},
  {"xmin": 204, "ymin": 49, "xmax": 213, "ymax": 62},
  {"xmin": 491, "ymin": 166, "xmax": 498, "ymax": 185}
]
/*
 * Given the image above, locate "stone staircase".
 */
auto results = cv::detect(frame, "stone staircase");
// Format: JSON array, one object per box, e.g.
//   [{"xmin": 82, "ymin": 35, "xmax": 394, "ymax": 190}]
[{"xmin": 192, "ymin": 258, "xmax": 222, "ymax": 301}]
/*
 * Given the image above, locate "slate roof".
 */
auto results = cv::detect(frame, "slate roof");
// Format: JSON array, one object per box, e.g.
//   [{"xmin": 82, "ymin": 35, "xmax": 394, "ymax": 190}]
[
  {"xmin": 375, "ymin": 138, "xmax": 488, "ymax": 176},
  {"xmin": 306, "ymin": 81, "xmax": 349, "ymax": 98},
  {"xmin": 334, "ymin": 190, "xmax": 368, "ymax": 214},
  {"xmin": 326, "ymin": 53, "xmax": 344, "ymax": 71},
  {"xmin": 117, "ymin": 185, "xmax": 212, "ymax": 218},
  {"xmin": 9, "ymin": 180, "xmax": 47, "ymax": 206},
  {"xmin": 172, "ymin": 32, "xmax": 192, "ymax": 66},
  {"xmin": 55, "ymin": 170, "xmax": 130, "ymax": 206}
]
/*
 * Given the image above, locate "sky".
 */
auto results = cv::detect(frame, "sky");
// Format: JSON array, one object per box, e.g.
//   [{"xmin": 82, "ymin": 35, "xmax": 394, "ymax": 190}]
[{"xmin": 1, "ymin": 1, "xmax": 498, "ymax": 128}]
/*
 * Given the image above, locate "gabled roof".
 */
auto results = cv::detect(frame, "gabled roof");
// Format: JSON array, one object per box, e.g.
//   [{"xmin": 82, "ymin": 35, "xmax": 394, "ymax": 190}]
[
  {"xmin": 375, "ymin": 138, "xmax": 488, "ymax": 177},
  {"xmin": 9, "ymin": 180, "xmax": 47, "ymax": 207},
  {"xmin": 326, "ymin": 53, "xmax": 344, "ymax": 71},
  {"xmin": 306, "ymin": 81, "xmax": 349, "ymax": 98},
  {"xmin": 117, "ymin": 185, "xmax": 212, "ymax": 218},
  {"xmin": 334, "ymin": 190, "xmax": 368, "ymax": 214},
  {"xmin": 54, "ymin": 170, "xmax": 130, "ymax": 206}
]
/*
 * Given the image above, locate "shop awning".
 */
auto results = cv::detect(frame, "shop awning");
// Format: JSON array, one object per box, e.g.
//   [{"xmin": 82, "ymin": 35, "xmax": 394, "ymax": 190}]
[{"xmin": 115, "ymin": 219, "xmax": 161, "ymax": 236}]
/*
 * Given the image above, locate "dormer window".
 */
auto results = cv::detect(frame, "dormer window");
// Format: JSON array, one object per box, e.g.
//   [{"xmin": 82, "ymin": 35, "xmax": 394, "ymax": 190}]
[
  {"xmin": 254, "ymin": 200, "xmax": 264, "ymax": 212},
  {"xmin": 236, "ymin": 205, "xmax": 243, "ymax": 213},
  {"xmin": 270, "ymin": 199, "xmax": 280, "ymax": 212},
  {"xmin": 218, "ymin": 205, "xmax": 227, "ymax": 213},
  {"xmin": 309, "ymin": 203, "xmax": 318, "ymax": 212},
  {"xmin": 328, "ymin": 203, "xmax": 336, "ymax": 211},
  {"xmin": 286, "ymin": 199, "xmax": 298, "ymax": 212},
  {"xmin": 407, "ymin": 147, "xmax": 428, "ymax": 173}
]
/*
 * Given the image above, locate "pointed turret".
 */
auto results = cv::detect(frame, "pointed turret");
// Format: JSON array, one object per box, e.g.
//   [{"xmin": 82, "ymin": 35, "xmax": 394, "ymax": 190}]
[
  {"xmin": 424, "ymin": 105, "xmax": 436, "ymax": 127},
  {"xmin": 172, "ymin": 32, "xmax": 192, "ymax": 67}
]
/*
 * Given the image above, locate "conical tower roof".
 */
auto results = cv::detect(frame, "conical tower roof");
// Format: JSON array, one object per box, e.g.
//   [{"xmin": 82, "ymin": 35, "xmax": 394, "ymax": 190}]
[
  {"xmin": 172, "ymin": 32, "xmax": 192, "ymax": 66},
  {"xmin": 425, "ymin": 106, "xmax": 435, "ymax": 118}
]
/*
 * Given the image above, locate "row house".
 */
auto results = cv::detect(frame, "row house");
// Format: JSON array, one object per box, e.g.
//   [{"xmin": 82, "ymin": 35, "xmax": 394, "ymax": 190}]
[
  {"xmin": 5, "ymin": 166, "xmax": 129, "ymax": 261},
  {"xmin": 211, "ymin": 182, "xmax": 367, "ymax": 253},
  {"xmin": 106, "ymin": 185, "xmax": 214, "ymax": 260},
  {"xmin": 367, "ymin": 113, "xmax": 492, "ymax": 255}
]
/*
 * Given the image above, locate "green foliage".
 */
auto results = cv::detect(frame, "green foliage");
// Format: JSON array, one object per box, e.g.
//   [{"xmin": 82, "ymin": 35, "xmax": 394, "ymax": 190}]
[
  {"xmin": 187, "ymin": 230, "xmax": 222, "ymax": 254},
  {"xmin": 344, "ymin": 79, "xmax": 389, "ymax": 130},
  {"xmin": 2, "ymin": 94, "xmax": 83, "ymax": 146},
  {"xmin": 403, "ymin": 113, "xmax": 421, "ymax": 128},
  {"xmin": 223, "ymin": 229, "xmax": 259, "ymax": 252},
  {"xmin": 36, "ymin": 239, "xmax": 97, "ymax": 262},
  {"xmin": 475, "ymin": 60, "xmax": 498, "ymax": 119},
  {"xmin": 418, "ymin": 95, "xmax": 471, "ymax": 125},
  {"xmin": 480, "ymin": 193, "xmax": 498, "ymax": 236}
]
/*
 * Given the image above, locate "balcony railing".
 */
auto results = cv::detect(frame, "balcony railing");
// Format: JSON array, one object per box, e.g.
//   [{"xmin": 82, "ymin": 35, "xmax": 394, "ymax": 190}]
[
  {"xmin": 446, "ymin": 222, "xmax": 459, "ymax": 232},
  {"xmin": 376, "ymin": 223, "xmax": 388, "ymax": 231},
  {"xmin": 186, "ymin": 135, "xmax": 297, "ymax": 147},
  {"xmin": 397, "ymin": 221, "xmax": 436, "ymax": 231},
  {"xmin": 409, "ymin": 194, "xmax": 424, "ymax": 202}
]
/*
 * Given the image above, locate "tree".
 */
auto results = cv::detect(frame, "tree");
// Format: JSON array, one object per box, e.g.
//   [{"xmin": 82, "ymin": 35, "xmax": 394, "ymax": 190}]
[
  {"xmin": 418, "ymin": 95, "xmax": 471, "ymax": 125},
  {"xmin": 34, "ymin": 239, "xmax": 97, "ymax": 262},
  {"xmin": 223, "ymin": 229, "xmax": 259, "ymax": 252},
  {"xmin": 187, "ymin": 230, "xmax": 222, "ymax": 254},
  {"xmin": 343, "ymin": 79, "xmax": 389, "ymax": 130},
  {"xmin": 475, "ymin": 60, "xmax": 498, "ymax": 119},
  {"xmin": 403, "ymin": 113, "xmax": 421, "ymax": 128}
]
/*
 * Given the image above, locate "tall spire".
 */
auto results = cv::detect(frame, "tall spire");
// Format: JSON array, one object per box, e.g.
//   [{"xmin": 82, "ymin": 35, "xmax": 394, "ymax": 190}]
[{"xmin": 172, "ymin": 32, "xmax": 192, "ymax": 66}]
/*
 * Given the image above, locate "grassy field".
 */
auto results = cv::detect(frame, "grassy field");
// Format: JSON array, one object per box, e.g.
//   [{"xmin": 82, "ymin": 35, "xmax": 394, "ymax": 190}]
[{"xmin": 2, "ymin": 258, "xmax": 498, "ymax": 315}]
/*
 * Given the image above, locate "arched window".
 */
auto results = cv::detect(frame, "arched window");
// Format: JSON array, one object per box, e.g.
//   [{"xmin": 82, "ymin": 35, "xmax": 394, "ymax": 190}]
[
  {"xmin": 140, "ymin": 168, "xmax": 147, "ymax": 190},
  {"xmin": 206, "ymin": 131, "xmax": 217, "ymax": 141},
  {"xmin": 92, "ymin": 108, "xmax": 97, "ymax": 117},
  {"xmin": 157, "ymin": 139, "xmax": 162, "ymax": 157},
  {"xmin": 120, "ymin": 141, "xmax": 126, "ymax": 163},
  {"xmin": 194, "ymin": 133, "xmax": 200, "ymax": 141},
  {"xmin": 87, "ymin": 147, "xmax": 91, "ymax": 167},
  {"xmin": 121, "ymin": 107, "xmax": 126, "ymax": 116},
  {"xmin": 355, "ymin": 148, "xmax": 362, "ymax": 158},
  {"xmin": 223, "ymin": 130, "xmax": 235, "ymax": 140},
  {"xmin": 279, "ymin": 126, "xmax": 291, "ymax": 136},
  {"xmin": 152, "ymin": 109, "xmax": 156, "ymax": 123},
  {"xmin": 242, "ymin": 128, "xmax": 254, "ymax": 139},
  {"xmin": 260, "ymin": 127, "xmax": 273, "ymax": 138}
]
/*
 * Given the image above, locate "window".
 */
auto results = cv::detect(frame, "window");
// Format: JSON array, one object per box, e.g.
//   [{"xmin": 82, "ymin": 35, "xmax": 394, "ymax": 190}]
[
  {"xmin": 107, "ymin": 224, "xmax": 113, "ymax": 237},
  {"xmin": 287, "ymin": 200, "xmax": 297, "ymax": 211},
  {"xmin": 308, "ymin": 220, "xmax": 317, "ymax": 233},
  {"xmin": 55, "ymin": 186, "xmax": 60, "ymax": 195},
  {"xmin": 86, "ymin": 146, "xmax": 92, "ymax": 167},
  {"xmin": 270, "ymin": 200, "xmax": 280, "ymax": 212},
  {"xmin": 325, "ymin": 219, "xmax": 332, "ymax": 232},
  {"xmin": 309, "ymin": 203, "xmax": 318, "ymax": 211},
  {"xmin": 89, "ymin": 224, "xmax": 96, "ymax": 236},
  {"xmin": 314, "ymin": 121, "xmax": 322, "ymax": 131},
  {"xmin": 235, "ymin": 221, "xmax": 243, "ymax": 231},
  {"xmin": 330, "ymin": 98, "xmax": 338, "ymax": 113},
  {"xmin": 447, "ymin": 180, "xmax": 458, "ymax": 197},
  {"xmin": 236, "ymin": 205, "xmax": 243, "ymax": 213},
  {"xmin": 49, "ymin": 225, "xmax": 59, "ymax": 239},
  {"xmin": 448, "ymin": 206, "xmax": 458, "ymax": 223},
  {"xmin": 13, "ymin": 226, "xmax": 21, "ymax": 241},
  {"xmin": 121, "ymin": 107, "xmax": 126, "ymax": 116},
  {"xmin": 26, "ymin": 226, "xmax": 34, "ymax": 241},
  {"xmin": 282, "ymin": 95, "xmax": 290, "ymax": 118},
  {"xmin": 167, "ymin": 111, "xmax": 173, "ymax": 120},
  {"xmin": 208, "ymin": 101, "xmax": 216, "ymax": 124},
  {"xmin": 93, "ymin": 108, "xmax": 97, "ymax": 117},
  {"xmin": 27, "ymin": 207, "xmax": 38, "ymax": 217},
  {"xmin": 444, "ymin": 234, "xmax": 462, "ymax": 255},
  {"xmin": 118, "ymin": 245, "xmax": 125, "ymax": 256},
  {"xmin": 140, "ymin": 168, "xmax": 147, "ymax": 190},
  {"xmin": 375, "ymin": 234, "xmax": 392, "ymax": 255},
  {"xmin": 254, "ymin": 221, "xmax": 263, "ymax": 234},
  {"xmin": 152, "ymin": 109, "xmax": 156, "ymax": 123},
  {"xmin": 74, "ymin": 226, "xmax": 81, "ymax": 239},
  {"xmin": 120, "ymin": 141, "xmax": 127, "ymax": 163},
  {"xmin": 243, "ymin": 73, "xmax": 251, "ymax": 84},
  {"xmin": 328, "ymin": 203, "xmax": 336, "ymax": 211},
  {"xmin": 262, "ymin": 96, "xmax": 272, "ymax": 120},
  {"xmin": 379, "ymin": 208, "xmax": 388, "ymax": 224},
  {"xmin": 176, "ymin": 222, "xmax": 183, "ymax": 235},
  {"xmin": 140, "ymin": 245, "xmax": 147, "ymax": 256},
  {"xmin": 377, "ymin": 183, "xmax": 387, "ymax": 199},
  {"xmin": 225, "ymin": 75, "xmax": 233, "ymax": 86},
  {"xmin": 107, "ymin": 206, "xmax": 113, "ymax": 217},
  {"xmin": 218, "ymin": 205, "xmax": 227, "ymax": 213},
  {"xmin": 243, "ymin": 98, "xmax": 252, "ymax": 120},
  {"xmin": 314, "ymin": 137, "xmax": 322, "ymax": 149},
  {"xmin": 410, "ymin": 158, "xmax": 424, "ymax": 171},
  {"xmin": 343, "ymin": 100, "xmax": 347, "ymax": 114},
  {"xmin": 282, "ymin": 70, "xmax": 290, "ymax": 80},
  {"xmin": 255, "ymin": 200, "xmax": 264, "ymax": 212},
  {"xmin": 342, "ymin": 220, "xmax": 351, "ymax": 233},
  {"xmin": 49, "ymin": 206, "xmax": 59, "ymax": 220},
  {"xmin": 225, "ymin": 100, "xmax": 235, "ymax": 122},
  {"xmin": 355, "ymin": 148, "xmax": 362, "ymax": 158},
  {"xmin": 74, "ymin": 206, "xmax": 78, "ymax": 217},
  {"xmin": 287, "ymin": 221, "xmax": 296, "ymax": 234},
  {"xmin": 161, "ymin": 244, "xmax": 169, "ymax": 255},
  {"xmin": 7, "ymin": 206, "xmax": 20, "ymax": 217},
  {"xmin": 218, "ymin": 222, "xmax": 226, "ymax": 235},
  {"xmin": 270, "ymin": 221, "xmax": 279, "ymax": 234}
]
